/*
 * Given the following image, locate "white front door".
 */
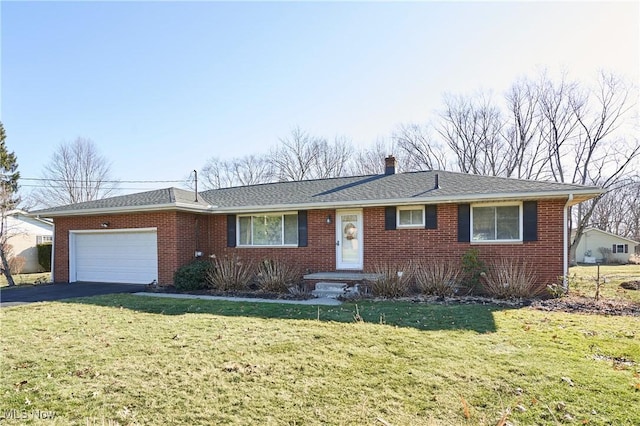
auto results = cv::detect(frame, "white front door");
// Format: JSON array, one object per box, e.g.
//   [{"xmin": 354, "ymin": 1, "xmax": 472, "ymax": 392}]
[{"xmin": 336, "ymin": 209, "xmax": 363, "ymax": 270}]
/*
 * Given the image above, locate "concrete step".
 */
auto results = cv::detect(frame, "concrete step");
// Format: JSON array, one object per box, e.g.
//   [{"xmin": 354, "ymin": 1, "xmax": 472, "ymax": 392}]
[
  {"xmin": 311, "ymin": 282, "xmax": 360, "ymax": 299},
  {"xmin": 304, "ymin": 272, "xmax": 381, "ymax": 282}
]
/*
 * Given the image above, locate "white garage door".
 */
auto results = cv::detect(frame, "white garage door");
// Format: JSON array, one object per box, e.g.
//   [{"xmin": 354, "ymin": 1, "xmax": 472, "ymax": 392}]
[{"xmin": 71, "ymin": 229, "xmax": 158, "ymax": 284}]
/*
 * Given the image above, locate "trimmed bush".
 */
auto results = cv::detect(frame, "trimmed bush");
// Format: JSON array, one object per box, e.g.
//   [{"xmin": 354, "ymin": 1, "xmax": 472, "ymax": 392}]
[
  {"xmin": 256, "ymin": 258, "xmax": 303, "ymax": 293},
  {"xmin": 370, "ymin": 261, "xmax": 414, "ymax": 298},
  {"xmin": 37, "ymin": 243, "xmax": 52, "ymax": 272},
  {"xmin": 207, "ymin": 254, "xmax": 254, "ymax": 291},
  {"xmin": 461, "ymin": 248, "xmax": 486, "ymax": 293},
  {"xmin": 481, "ymin": 257, "xmax": 544, "ymax": 299},
  {"xmin": 414, "ymin": 259, "xmax": 462, "ymax": 297},
  {"xmin": 174, "ymin": 260, "xmax": 212, "ymax": 291}
]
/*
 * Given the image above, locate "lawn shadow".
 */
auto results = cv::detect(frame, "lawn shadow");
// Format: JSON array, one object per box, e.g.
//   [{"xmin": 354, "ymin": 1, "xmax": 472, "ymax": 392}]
[{"xmin": 61, "ymin": 294, "xmax": 509, "ymax": 333}]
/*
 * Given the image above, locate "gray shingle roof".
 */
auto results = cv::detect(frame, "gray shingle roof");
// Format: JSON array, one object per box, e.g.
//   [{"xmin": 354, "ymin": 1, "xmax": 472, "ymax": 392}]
[
  {"xmin": 33, "ymin": 187, "xmax": 209, "ymax": 215},
  {"xmin": 33, "ymin": 170, "xmax": 602, "ymax": 216},
  {"xmin": 200, "ymin": 170, "xmax": 601, "ymax": 210}
]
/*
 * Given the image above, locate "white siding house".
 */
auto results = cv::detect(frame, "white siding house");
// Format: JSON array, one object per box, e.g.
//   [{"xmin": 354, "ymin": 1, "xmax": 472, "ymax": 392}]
[
  {"xmin": 4, "ymin": 210, "xmax": 53, "ymax": 273},
  {"xmin": 574, "ymin": 228, "xmax": 639, "ymax": 264}
]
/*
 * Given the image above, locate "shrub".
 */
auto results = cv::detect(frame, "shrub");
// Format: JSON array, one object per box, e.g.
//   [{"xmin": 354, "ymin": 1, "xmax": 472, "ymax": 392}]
[
  {"xmin": 481, "ymin": 257, "xmax": 543, "ymax": 299},
  {"xmin": 256, "ymin": 258, "xmax": 303, "ymax": 293},
  {"xmin": 9, "ymin": 256, "xmax": 26, "ymax": 274},
  {"xmin": 370, "ymin": 261, "xmax": 414, "ymax": 298},
  {"xmin": 546, "ymin": 282, "xmax": 567, "ymax": 299},
  {"xmin": 414, "ymin": 259, "xmax": 462, "ymax": 297},
  {"xmin": 207, "ymin": 254, "xmax": 255, "ymax": 291},
  {"xmin": 174, "ymin": 260, "xmax": 212, "ymax": 291},
  {"xmin": 598, "ymin": 247, "xmax": 612, "ymax": 264},
  {"xmin": 461, "ymin": 248, "xmax": 486, "ymax": 292},
  {"xmin": 37, "ymin": 243, "xmax": 52, "ymax": 271}
]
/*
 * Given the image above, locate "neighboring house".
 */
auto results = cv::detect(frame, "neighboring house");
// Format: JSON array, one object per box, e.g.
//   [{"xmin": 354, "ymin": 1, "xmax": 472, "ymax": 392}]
[
  {"xmin": 573, "ymin": 228, "xmax": 639, "ymax": 264},
  {"xmin": 4, "ymin": 210, "xmax": 53, "ymax": 273},
  {"xmin": 32, "ymin": 156, "xmax": 602, "ymax": 287}
]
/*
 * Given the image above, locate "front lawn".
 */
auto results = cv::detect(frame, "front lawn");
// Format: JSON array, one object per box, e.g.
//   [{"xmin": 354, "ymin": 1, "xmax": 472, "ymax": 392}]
[
  {"xmin": 569, "ymin": 264, "xmax": 640, "ymax": 304},
  {"xmin": 1, "ymin": 295, "xmax": 638, "ymax": 425},
  {"xmin": 0, "ymin": 273, "xmax": 50, "ymax": 288}
]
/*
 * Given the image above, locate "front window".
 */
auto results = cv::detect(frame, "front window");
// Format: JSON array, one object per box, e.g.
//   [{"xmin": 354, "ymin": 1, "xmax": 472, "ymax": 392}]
[
  {"xmin": 238, "ymin": 213, "xmax": 298, "ymax": 246},
  {"xmin": 36, "ymin": 235, "xmax": 53, "ymax": 244},
  {"xmin": 472, "ymin": 204, "xmax": 521, "ymax": 242},
  {"xmin": 397, "ymin": 206, "xmax": 425, "ymax": 228}
]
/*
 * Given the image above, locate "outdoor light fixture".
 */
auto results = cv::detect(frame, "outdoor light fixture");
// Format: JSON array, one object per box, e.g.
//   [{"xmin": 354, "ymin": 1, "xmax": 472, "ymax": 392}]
[
  {"xmin": 326, "ymin": 214, "xmax": 332, "ymax": 224},
  {"xmin": 100, "ymin": 222, "xmax": 110, "ymax": 228}
]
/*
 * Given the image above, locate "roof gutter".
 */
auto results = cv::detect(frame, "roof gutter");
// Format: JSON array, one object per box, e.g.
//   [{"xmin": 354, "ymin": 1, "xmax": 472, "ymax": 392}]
[{"xmin": 31, "ymin": 202, "xmax": 215, "ymax": 218}]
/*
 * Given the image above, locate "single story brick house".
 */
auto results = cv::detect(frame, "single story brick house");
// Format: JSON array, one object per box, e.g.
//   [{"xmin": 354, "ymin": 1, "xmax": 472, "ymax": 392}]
[{"xmin": 33, "ymin": 156, "xmax": 601, "ymax": 287}]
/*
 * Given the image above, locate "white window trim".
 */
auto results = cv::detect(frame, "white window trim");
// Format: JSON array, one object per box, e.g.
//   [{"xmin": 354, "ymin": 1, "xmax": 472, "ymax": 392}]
[
  {"xmin": 470, "ymin": 202, "xmax": 523, "ymax": 243},
  {"xmin": 397, "ymin": 205, "xmax": 425, "ymax": 228},
  {"xmin": 37, "ymin": 235, "xmax": 53, "ymax": 244},
  {"xmin": 237, "ymin": 212, "xmax": 298, "ymax": 247}
]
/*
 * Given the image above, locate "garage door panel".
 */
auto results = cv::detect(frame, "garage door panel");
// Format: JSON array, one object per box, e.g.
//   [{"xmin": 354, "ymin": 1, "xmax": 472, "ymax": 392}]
[{"xmin": 72, "ymin": 230, "xmax": 158, "ymax": 284}]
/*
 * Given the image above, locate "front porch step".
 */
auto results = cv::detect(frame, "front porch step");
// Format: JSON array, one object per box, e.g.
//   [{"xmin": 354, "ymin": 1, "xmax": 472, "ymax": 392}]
[
  {"xmin": 311, "ymin": 282, "xmax": 360, "ymax": 299},
  {"xmin": 304, "ymin": 272, "xmax": 382, "ymax": 282}
]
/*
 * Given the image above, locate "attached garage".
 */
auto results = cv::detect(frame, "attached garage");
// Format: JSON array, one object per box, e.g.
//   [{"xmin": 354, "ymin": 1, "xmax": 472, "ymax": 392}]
[{"xmin": 69, "ymin": 228, "xmax": 158, "ymax": 284}]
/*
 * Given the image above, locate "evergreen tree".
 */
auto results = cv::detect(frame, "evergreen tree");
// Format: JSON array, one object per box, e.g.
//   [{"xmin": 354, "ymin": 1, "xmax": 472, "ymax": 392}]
[{"xmin": 0, "ymin": 121, "xmax": 20, "ymax": 286}]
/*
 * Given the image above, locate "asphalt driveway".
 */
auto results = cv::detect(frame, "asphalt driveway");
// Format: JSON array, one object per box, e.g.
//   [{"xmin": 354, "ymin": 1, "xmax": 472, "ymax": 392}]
[{"xmin": 0, "ymin": 282, "xmax": 146, "ymax": 307}]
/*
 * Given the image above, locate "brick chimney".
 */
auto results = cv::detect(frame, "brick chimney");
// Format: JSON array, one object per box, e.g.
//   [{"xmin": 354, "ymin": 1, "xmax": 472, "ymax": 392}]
[{"xmin": 384, "ymin": 155, "xmax": 397, "ymax": 175}]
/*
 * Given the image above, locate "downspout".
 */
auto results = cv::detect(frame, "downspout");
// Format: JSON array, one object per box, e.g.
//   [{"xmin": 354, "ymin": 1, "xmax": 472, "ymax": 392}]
[
  {"xmin": 51, "ymin": 221, "xmax": 55, "ymax": 283},
  {"xmin": 563, "ymin": 194, "xmax": 574, "ymax": 290}
]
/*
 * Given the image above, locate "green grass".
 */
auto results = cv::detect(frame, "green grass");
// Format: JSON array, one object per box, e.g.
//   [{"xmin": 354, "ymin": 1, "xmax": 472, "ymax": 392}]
[
  {"xmin": 1, "ymin": 295, "xmax": 638, "ymax": 425},
  {"xmin": 0, "ymin": 273, "xmax": 50, "ymax": 288},
  {"xmin": 569, "ymin": 264, "xmax": 640, "ymax": 303}
]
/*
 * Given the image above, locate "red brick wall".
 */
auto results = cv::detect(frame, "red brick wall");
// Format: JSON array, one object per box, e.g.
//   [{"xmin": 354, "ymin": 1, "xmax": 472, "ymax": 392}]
[
  {"xmin": 52, "ymin": 211, "xmax": 209, "ymax": 285},
  {"xmin": 52, "ymin": 199, "xmax": 567, "ymax": 287},
  {"xmin": 207, "ymin": 209, "xmax": 336, "ymax": 273},
  {"xmin": 363, "ymin": 200, "xmax": 566, "ymax": 285},
  {"xmin": 208, "ymin": 199, "xmax": 566, "ymax": 286}
]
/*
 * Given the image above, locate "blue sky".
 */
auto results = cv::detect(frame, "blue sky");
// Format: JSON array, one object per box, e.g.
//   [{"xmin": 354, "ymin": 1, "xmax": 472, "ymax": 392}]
[{"xmin": 2, "ymin": 1, "xmax": 638, "ymax": 196}]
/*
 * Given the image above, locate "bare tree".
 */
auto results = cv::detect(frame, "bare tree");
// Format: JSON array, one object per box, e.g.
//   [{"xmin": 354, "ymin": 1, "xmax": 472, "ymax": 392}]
[
  {"xmin": 589, "ymin": 177, "xmax": 640, "ymax": 240},
  {"xmin": 271, "ymin": 127, "xmax": 321, "ymax": 181},
  {"xmin": 200, "ymin": 155, "xmax": 274, "ymax": 189},
  {"xmin": 271, "ymin": 127, "xmax": 355, "ymax": 181},
  {"xmin": 393, "ymin": 123, "xmax": 447, "ymax": 171},
  {"xmin": 312, "ymin": 136, "xmax": 353, "ymax": 179},
  {"xmin": 438, "ymin": 93, "xmax": 508, "ymax": 176},
  {"xmin": 231, "ymin": 155, "xmax": 275, "ymax": 186},
  {"xmin": 503, "ymin": 78, "xmax": 551, "ymax": 179},
  {"xmin": 31, "ymin": 138, "xmax": 118, "ymax": 207},
  {"xmin": 0, "ymin": 121, "xmax": 20, "ymax": 286},
  {"xmin": 201, "ymin": 157, "xmax": 235, "ymax": 189},
  {"xmin": 536, "ymin": 72, "xmax": 640, "ymax": 258},
  {"xmin": 348, "ymin": 138, "xmax": 398, "ymax": 175}
]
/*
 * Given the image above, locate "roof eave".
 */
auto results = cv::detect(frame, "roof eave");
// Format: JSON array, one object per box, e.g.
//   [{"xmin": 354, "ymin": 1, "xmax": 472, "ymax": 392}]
[{"xmin": 32, "ymin": 202, "xmax": 213, "ymax": 218}]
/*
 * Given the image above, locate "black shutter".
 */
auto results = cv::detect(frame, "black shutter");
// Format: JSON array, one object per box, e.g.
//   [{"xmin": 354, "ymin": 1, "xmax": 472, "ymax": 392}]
[
  {"xmin": 425, "ymin": 205, "xmax": 437, "ymax": 229},
  {"xmin": 625, "ymin": 244, "xmax": 629, "ymax": 254},
  {"xmin": 457, "ymin": 204, "xmax": 470, "ymax": 242},
  {"xmin": 227, "ymin": 215, "xmax": 236, "ymax": 247},
  {"xmin": 385, "ymin": 206, "xmax": 396, "ymax": 230},
  {"xmin": 298, "ymin": 211, "xmax": 308, "ymax": 247},
  {"xmin": 612, "ymin": 244, "xmax": 617, "ymax": 253},
  {"xmin": 522, "ymin": 201, "xmax": 538, "ymax": 242}
]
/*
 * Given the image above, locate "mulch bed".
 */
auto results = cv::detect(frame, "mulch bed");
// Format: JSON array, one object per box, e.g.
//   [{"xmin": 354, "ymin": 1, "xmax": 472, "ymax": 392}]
[{"xmin": 530, "ymin": 296, "xmax": 640, "ymax": 317}]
